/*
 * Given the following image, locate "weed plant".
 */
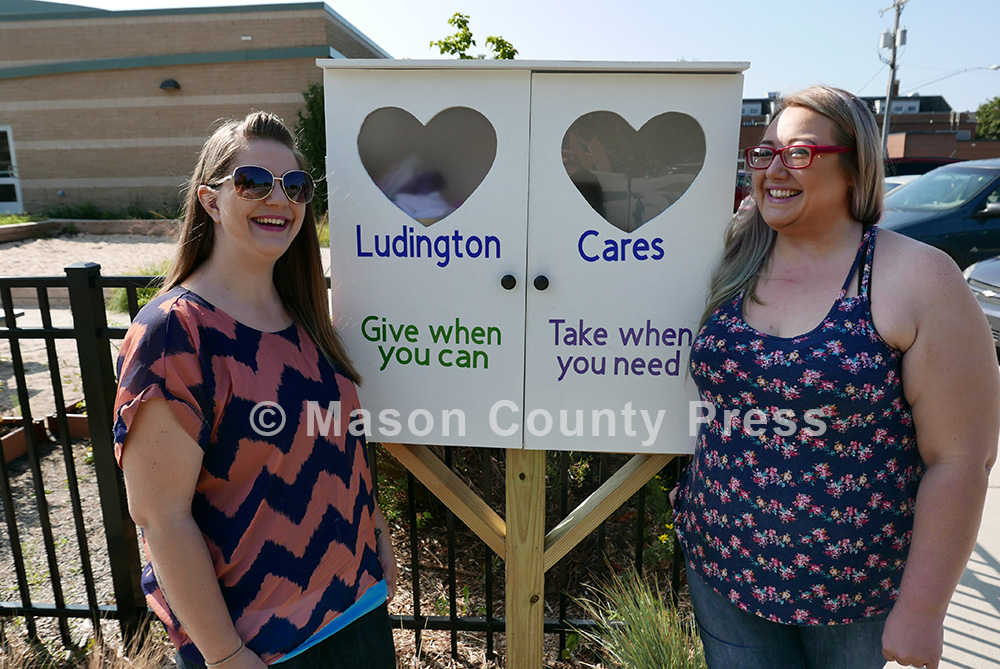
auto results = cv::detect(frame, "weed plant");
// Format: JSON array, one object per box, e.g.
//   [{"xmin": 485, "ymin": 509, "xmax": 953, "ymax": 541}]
[
  {"xmin": 575, "ymin": 570, "xmax": 706, "ymax": 669},
  {"xmin": 42, "ymin": 201, "xmax": 182, "ymax": 221},
  {"xmin": 104, "ymin": 261, "xmax": 170, "ymax": 314},
  {"xmin": 0, "ymin": 620, "xmax": 173, "ymax": 668},
  {"xmin": 0, "ymin": 213, "xmax": 33, "ymax": 226}
]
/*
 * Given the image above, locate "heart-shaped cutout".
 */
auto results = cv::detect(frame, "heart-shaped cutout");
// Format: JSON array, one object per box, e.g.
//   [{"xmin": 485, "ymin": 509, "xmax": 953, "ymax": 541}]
[
  {"xmin": 562, "ymin": 111, "xmax": 706, "ymax": 232},
  {"xmin": 358, "ymin": 106, "xmax": 497, "ymax": 226}
]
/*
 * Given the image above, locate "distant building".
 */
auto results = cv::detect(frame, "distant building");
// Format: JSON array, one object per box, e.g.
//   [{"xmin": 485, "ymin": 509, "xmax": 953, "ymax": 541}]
[
  {"xmin": 735, "ymin": 87, "xmax": 999, "ymax": 165},
  {"xmin": 0, "ymin": 0, "xmax": 388, "ymax": 214}
]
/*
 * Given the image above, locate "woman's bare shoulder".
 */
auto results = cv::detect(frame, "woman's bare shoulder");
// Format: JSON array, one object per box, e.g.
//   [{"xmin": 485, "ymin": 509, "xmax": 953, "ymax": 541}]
[
  {"xmin": 874, "ymin": 228, "xmax": 966, "ymax": 293},
  {"xmin": 869, "ymin": 228, "xmax": 973, "ymax": 353}
]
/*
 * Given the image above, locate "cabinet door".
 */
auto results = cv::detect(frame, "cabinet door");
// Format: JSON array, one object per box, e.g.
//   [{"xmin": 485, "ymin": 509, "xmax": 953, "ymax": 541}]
[
  {"xmin": 524, "ymin": 72, "xmax": 744, "ymax": 453},
  {"xmin": 325, "ymin": 68, "xmax": 531, "ymax": 447}
]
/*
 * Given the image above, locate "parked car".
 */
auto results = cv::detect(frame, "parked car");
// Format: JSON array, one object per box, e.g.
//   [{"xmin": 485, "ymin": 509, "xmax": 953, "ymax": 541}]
[
  {"xmin": 734, "ymin": 170, "xmax": 750, "ymax": 212},
  {"xmin": 963, "ymin": 256, "xmax": 1000, "ymax": 355},
  {"xmin": 884, "ymin": 174, "xmax": 919, "ymax": 194},
  {"xmin": 884, "ymin": 156, "xmax": 960, "ymax": 177},
  {"xmin": 880, "ymin": 158, "xmax": 1000, "ymax": 268}
]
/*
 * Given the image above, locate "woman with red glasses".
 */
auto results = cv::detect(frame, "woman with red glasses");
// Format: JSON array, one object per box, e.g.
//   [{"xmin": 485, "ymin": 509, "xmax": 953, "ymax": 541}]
[
  {"xmin": 673, "ymin": 86, "xmax": 998, "ymax": 669},
  {"xmin": 113, "ymin": 111, "xmax": 397, "ymax": 668}
]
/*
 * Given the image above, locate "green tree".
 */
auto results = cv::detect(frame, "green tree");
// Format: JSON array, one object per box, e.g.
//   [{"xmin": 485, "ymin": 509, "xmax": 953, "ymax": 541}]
[
  {"xmin": 430, "ymin": 12, "xmax": 518, "ymax": 60},
  {"xmin": 976, "ymin": 96, "xmax": 1000, "ymax": 140},
  {"xmin": 295, "ymin": 81, "xmax": 328, "ymax": 215}
]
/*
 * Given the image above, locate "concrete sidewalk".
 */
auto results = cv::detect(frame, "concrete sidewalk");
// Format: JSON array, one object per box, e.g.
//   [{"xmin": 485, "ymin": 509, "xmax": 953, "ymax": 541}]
[
  {"xmin": 938, "ymin": 461, "xmax": 1000, "ymax": 669},
  {"xmin": 885, "ymin": 459, "xmax": 1000, "ymax": 668}
]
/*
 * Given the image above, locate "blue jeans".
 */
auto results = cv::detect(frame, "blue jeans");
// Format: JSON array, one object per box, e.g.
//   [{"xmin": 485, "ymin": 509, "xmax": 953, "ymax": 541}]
[
  {"xmin": 174, "ymin": 602, "xmax": 396, "ymax": 668},
  {"xmin": 685, "ymin": 566, "xmax": 888, "ymax": 669}
]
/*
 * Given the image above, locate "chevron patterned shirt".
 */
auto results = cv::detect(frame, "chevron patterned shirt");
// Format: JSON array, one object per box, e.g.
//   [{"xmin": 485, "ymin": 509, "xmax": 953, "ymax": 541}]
[{"xmin": 114, "ymin": 287, "xmax": 384, "ymax": 664}]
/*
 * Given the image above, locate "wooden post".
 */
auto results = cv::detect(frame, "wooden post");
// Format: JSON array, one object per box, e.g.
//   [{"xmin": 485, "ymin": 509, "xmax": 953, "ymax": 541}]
[{"xmin": 505, "ymin": 449, "xmax": 546, "ymax": 669}]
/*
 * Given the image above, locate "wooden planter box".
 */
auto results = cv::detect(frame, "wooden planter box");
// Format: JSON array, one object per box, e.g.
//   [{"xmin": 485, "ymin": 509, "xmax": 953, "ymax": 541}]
[
  {"xmin": 1, "ymin": 418, "xmax": 47, "ymax": 464},
  {"xmin": 44, "ymin": 414, "xmax": 90, "ymax": 439},
  {"xmin": 1, "ymin": 400, "xmax": 90, "ymax": 463}
]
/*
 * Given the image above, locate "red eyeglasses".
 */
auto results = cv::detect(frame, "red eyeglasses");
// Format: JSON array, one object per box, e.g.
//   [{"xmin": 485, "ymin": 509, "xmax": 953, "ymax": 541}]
[{"xmin": 745, "ymin": 145, "xmax": 853, "ymax": 170}]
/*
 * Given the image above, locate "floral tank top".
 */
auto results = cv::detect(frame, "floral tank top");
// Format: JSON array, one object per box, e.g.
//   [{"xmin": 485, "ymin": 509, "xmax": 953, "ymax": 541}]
[{"xmin": 675, "ymin": 226, "xmax": 923, "ymax": 625}]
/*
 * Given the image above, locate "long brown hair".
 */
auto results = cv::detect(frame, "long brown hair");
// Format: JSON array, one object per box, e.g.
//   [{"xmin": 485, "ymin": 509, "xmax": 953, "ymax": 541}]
[
  {"xmin": 699, "ymin": 85, "xmax": 884, "ymax": 329},
  {"xmin": 161, "ymin": 111, "xmax": 362, "ymax": 384}
]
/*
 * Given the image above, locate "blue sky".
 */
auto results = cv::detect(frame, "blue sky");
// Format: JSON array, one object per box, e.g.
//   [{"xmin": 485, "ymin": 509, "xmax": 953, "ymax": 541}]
[{"xmin": 70, "ymin": 0, "xmax": 1000, "ymax": 112}]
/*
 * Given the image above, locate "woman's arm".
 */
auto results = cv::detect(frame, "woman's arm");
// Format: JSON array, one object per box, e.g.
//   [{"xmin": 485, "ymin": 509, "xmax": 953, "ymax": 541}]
[
  {"xmin": 372, "ymin": 504, "xmax": 398, "ymax": 601},
  {"xmin": 881, "ymin": 247, "xmax": 999, "ymax": 669},
  {"xmin": 122, "ymin": 398, "xmax": 266, "ymax": 668}
]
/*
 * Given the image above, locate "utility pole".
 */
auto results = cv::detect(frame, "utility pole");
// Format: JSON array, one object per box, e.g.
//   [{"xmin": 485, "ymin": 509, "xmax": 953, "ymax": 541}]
[{"xmin": 879, "ymin": 0, "xmax": 909, "ymax": 151}]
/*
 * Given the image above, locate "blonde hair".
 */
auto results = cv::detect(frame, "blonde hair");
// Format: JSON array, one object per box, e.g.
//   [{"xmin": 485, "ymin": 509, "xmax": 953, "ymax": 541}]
[
  {"xmin": 161, "ymin": 111, "xmax": 362, "ymax": 384},
  {"xmin": 699, "ymin": 85, "xmax": 884, "ymax": 328}
]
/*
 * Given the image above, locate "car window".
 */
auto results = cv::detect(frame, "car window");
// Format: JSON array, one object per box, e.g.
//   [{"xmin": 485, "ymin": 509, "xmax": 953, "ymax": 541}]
[
  {"xmin": 986, "ymin": 184, "xmax": 1000, "ymax": 206},
  {"xmin": 885, "ymin": 169, "xmax": 997, "ymax": 211}
]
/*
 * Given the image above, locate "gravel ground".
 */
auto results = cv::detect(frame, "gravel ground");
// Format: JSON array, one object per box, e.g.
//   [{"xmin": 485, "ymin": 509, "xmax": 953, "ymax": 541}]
[{"xmin": 0, "ymin": 233, "xmax": 178, "ymax": 659}]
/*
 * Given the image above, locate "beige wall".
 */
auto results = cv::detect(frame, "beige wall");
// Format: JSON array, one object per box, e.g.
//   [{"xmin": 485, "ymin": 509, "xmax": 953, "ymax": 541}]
[
  {"xmin": 0, "ymin": 6, "xmax": 383, "ymax": 213},
  {"xmin": 0, "ymin": 9, "xmax": 328, "ymax": 66}
]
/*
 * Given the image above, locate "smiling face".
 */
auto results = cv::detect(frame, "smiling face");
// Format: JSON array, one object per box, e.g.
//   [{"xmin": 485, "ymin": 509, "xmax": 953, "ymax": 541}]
[
  {"xmin": 753, "ymin": 106, "xmax": 854, "ymax": 232},
  {"xmin": 197, "ymin": 139, "xmax": 306, "ymax": 268}
]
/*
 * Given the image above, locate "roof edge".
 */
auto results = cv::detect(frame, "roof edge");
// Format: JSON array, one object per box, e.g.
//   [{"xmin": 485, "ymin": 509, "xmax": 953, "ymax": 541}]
[
  {"xmin": 0, "ymin": 45, "xmax": 339, "ymax": 80},
  {"xmin": 0, "ymin": 2, "xmax": 326, "ymax": 21}
]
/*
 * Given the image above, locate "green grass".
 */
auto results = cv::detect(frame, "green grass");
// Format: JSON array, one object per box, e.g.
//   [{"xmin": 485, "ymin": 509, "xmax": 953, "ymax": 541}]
[
  {"xmin": 317, "ymin": 217, "xmax": 329, "ymax": 247},
  {"xmin": 574, "ymin": 571, "xmax": 707, "ymax": 669},
  {"xmin": 0, "ymin": 213, "xmax": 32, "ymax": 226},
  {"xmin": 105, "ymin": 260, "xmax": 170, "ymax": 313}
]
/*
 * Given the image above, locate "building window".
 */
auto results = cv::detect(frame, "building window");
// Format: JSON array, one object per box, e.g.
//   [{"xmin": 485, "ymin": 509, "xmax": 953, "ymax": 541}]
[{"xmin": 742, "ymin": 103, "xmax": 762, "ymax": 116}]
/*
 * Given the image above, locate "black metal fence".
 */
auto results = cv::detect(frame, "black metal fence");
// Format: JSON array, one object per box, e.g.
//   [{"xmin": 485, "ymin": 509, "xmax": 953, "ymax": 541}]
[{"xmin": 0, "ymin": 263, "xmax": 684, "ymax": 662}]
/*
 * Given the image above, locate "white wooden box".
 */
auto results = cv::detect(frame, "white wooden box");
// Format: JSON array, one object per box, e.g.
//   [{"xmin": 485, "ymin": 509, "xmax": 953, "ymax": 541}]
[{"xmin": 320, "ymin": 60, "xmax": 747, "ymax": 453}]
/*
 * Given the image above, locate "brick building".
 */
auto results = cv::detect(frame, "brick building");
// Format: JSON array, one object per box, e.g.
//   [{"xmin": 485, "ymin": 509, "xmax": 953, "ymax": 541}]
[
  {"xmin": 0, "ymin": 0, "xmax": 387, "ymax": 214},
  {"xmin": 737, "ymin": 91, "xmax": 1000, "ymax": 167}
]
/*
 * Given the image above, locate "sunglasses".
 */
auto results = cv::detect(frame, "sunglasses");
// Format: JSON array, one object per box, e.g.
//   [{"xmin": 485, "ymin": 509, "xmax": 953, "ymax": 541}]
[
  {"xmin": 745, "ymin": 145, "xmax": 853, "ymax": 170},
  {"xmin": 210, "ymin": 165, "xmax": 315, "ymax": 204}
]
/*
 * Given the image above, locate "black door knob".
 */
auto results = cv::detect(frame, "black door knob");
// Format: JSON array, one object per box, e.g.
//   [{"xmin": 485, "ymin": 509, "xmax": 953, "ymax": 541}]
[
  {"xmin": 533, "ymin": 275, "xmax": 549, "ymax": 291},
  {"xmin": 501, "ymin": 274, "xmax": 517, "ymax": 290}
]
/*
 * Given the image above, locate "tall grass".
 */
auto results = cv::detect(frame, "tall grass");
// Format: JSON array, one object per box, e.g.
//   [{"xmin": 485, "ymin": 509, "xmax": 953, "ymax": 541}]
[
  {"xmin": 575, "ymin": 570, "xmax": 707, "ymax": 669},
  {"xmin": 0, "ymin": 625, "xmax": 173, "ymax": 668}
]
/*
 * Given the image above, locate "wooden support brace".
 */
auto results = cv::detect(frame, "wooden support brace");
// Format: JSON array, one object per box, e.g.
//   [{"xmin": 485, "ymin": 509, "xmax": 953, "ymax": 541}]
[
  {"xmin": 543, "ymin": 453, "xmax": 674, "ymax": 572},
  {"xmin": 381, "ymin": 442, "xmax": 506, "ymax": 558}
]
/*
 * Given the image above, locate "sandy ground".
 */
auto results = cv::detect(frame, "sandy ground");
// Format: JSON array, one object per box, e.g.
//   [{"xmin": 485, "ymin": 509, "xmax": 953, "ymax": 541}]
[
  {"xmin": 1, "ymin": 233, "xmax": 179, "ymax": 419},
  {"xmin": 0, "ymin": 233, "xmax": 178, "ymax": 277}
]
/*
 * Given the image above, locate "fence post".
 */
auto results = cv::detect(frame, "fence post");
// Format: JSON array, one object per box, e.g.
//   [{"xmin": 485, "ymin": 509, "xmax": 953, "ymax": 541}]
[{"xmin": 65, "ymin": 263, "xmax": 145, "ymax": 640}]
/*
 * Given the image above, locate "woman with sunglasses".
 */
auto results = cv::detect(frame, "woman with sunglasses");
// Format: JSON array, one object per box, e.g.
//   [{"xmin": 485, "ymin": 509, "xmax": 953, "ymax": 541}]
[
  {"xmin": 113, "ymin": 111, "xmax": 397, "ymax": 667},
  {"xmin": 673, "ymin": 86, "xmax": 998, "ymax": 669}
]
